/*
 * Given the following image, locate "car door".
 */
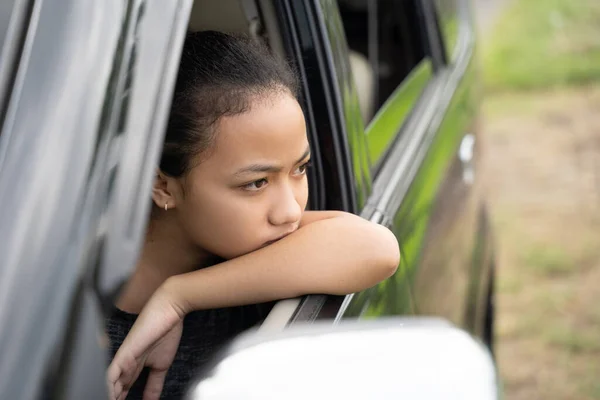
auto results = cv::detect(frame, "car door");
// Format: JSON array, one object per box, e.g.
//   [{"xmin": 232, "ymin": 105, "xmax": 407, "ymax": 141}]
[
  {"xmin": 0, "ymin": 1, "xmax": 192, "ymax": 398},
  {"xmin": 278, "ymin": 0, "xmax": 418, "ymax": 323},
  {"xmin": 282, "ymin": 0, "xmax": 493, "ymax": 338},
  {"xmin": 416, "ymin": 0, "xmax": 495, "ymax": 337}
]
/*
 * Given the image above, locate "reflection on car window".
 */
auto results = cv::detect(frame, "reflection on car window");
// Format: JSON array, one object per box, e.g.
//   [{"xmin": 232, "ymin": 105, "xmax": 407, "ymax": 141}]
[
  {"xmin": 434, "ymin": 0, "xmax": 461, "ymax": 62},
  {"xmin": 0, "ymin": 0, "xmax": 31, "ymax": 158},
  {"xmin": 338, "ymin": 0, "xmax": 432, "ymax": 168}
]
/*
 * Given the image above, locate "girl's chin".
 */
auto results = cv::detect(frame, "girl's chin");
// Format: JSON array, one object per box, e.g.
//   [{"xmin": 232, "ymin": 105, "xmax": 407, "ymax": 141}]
[{"xmin": 217, "ymin": 243, "xmax": 268, "ymax": 260}]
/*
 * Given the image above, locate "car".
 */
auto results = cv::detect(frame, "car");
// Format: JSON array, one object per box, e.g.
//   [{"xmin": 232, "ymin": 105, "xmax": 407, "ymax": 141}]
[{"xmin": 0, "ymin": 0, "xmax": 496, "ymax": 398}]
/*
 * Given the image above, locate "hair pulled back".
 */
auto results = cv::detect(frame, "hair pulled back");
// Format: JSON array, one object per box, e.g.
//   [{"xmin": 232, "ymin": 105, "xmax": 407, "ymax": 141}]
[{"xmin": 160, "ymin": 31, "xmax": 299, "ymax": 177}]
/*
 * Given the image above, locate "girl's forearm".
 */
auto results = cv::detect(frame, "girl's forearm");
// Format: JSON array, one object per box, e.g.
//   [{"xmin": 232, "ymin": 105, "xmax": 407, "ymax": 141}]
[{"xmin": 162, "ymin": 214, "xmax": 400, "ymax": 314}]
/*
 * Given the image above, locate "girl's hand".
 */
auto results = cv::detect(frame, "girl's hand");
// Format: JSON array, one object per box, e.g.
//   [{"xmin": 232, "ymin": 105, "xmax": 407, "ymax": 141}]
[{"xmin": 106, "ymin": 283, "xmax": 186, "ymax": 400}]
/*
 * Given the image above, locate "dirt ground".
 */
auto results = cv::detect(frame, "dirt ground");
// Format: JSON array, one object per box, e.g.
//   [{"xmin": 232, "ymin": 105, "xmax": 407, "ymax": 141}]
[{"xmin": 481, "ymin": 85, "xmax": 600, "ymax": 399}]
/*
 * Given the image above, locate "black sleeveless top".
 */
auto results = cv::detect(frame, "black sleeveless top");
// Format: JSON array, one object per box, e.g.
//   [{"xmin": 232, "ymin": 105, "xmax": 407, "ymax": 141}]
[{"xmin": 106, "ymin": 303, "xmax": 273, "ymax": 399}]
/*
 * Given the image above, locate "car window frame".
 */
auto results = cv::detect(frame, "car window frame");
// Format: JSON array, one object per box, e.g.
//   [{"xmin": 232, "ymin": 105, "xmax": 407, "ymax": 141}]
[
  {"xmin": 280, "ymin": 0, "xmax": 359, "ymax": 213},
  {"xmin": 432, "ymin": 0, "xmax": 470, "ymax": 64},
  {"xmin": 94, "ymin": 1, "xmax": 194, "ymax": 308}
]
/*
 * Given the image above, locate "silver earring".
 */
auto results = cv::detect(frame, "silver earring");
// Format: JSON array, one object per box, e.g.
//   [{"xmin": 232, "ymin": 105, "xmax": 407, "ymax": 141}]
[{"xmin": 165, "ymin": 203, "xmax": 168, "ymax": 211}]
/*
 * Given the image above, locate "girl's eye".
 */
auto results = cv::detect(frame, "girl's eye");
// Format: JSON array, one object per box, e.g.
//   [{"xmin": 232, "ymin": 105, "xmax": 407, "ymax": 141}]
[
  {"xmin": 242, "ymin": 178, "xmax": 268, "ymax": 191},
  {"xmin": 294, "ymin": 160, "xmax": 312, "ymax": 176}
]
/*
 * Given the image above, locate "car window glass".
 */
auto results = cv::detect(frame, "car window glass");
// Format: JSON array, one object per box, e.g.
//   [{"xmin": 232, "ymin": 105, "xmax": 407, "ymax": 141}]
[
  {"xmin": 0, "ymin": 0, "xmax": 31, "ymax": 151},
  {"xmin": 318, "ymin": 0, "xmax": 372, "ymax": 210},
  {"xmin": 337, "ymin": 0, "xmax": 433, "ymax": 169},
  {"xmin": 0, "ymin": 1, "xmax": 132, "ymax": 396},
  {"xmin": 433, "ymin": 0, "xmax": 460, "ymax": 62}
]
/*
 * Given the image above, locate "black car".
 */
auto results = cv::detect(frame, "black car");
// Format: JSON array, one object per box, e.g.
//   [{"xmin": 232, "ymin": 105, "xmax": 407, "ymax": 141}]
[{"xmin": 0, "ymin": 0, "xmax": 496, "ymax": 398}]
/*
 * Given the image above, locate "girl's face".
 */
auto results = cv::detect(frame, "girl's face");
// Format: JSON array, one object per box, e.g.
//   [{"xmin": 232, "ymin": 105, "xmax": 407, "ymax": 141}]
[{"xmin": 172, "ymin": 93, "xmax": 309, "ymax": 259}]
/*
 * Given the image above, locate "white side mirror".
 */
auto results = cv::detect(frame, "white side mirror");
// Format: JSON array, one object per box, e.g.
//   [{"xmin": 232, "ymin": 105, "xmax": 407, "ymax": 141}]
[{"xmin": 187, "ymin": 318, "xmax": 499, "ymax": 400}]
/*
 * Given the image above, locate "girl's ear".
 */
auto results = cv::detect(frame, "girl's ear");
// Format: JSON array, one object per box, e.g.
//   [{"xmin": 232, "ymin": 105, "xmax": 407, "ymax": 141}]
[{"xmin": 152, "ymin": 170, "xmax": 178, "ymax": 210}]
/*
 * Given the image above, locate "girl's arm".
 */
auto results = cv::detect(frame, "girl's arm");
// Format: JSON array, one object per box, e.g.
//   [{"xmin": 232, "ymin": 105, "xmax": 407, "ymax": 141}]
[
  {"xmin": 107, "ymin": 211, "xmax": 399, "ymax": 399},
  {"xmin": 164, "ymin": 210, "xmax": 400, "ymax": 315}
]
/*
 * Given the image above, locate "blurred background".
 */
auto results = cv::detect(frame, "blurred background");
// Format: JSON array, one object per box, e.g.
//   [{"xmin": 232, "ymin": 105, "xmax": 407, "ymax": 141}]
[{"xmin": 475, "ymin": 0, "xmax": 600, "ymax": 399}]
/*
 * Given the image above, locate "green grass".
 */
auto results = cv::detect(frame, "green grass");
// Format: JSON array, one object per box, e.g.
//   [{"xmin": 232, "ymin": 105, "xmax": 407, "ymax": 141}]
[
  {"xmin": 521, "ymin": 245, "xmax": 574, "ymax": 276},
  {"xmin": 544, "ymin": 326, "xmax": 600, "ymax": 354},
  {"xmin": 483, "ymin": 0, "xmax": 600, "ymax": 91},
  {"xmin": 497, "ymin": 276, "xmax": 523, "ymax": 294},
  {"xmin": 581, "ymin": 378, "xmax": 600, "ymax": 400}
]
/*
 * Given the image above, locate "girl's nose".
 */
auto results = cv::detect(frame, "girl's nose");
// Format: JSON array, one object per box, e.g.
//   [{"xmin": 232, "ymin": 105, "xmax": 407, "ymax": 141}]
[{"xmin": 268, "ymin": 183, "xmax": 302, "ymax": 227}]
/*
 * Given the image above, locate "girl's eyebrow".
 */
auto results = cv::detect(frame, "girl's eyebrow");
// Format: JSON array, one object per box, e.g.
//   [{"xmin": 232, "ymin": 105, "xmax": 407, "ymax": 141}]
[
  {"xmin": 295, "ymin": 146, "xmax": 311, "ymax": 164},
  {"xmin": 234, "ymin": 146, "xmax": 311, "ymax": 176}
]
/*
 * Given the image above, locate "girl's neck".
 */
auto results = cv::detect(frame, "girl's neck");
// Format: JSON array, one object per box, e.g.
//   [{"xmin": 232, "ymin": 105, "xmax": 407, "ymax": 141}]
[{"xmin": 116, "ymin": 212, "xmax": 211, "ymax": 313}]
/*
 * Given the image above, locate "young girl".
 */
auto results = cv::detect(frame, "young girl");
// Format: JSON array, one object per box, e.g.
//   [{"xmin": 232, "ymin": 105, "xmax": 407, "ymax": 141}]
[{"xmin": 106, "ymin": 31, "xmax": 400, "ymax": 400}]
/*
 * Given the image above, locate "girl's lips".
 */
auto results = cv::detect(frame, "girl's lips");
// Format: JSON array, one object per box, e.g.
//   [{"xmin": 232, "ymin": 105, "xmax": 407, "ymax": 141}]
[
  {"xmin": 264, "ymin": 236, "xmax": 284, "ymax": 247},
  {"xmin": 263, "ymin": 231, "xmax": 295, "ymax": 247}
]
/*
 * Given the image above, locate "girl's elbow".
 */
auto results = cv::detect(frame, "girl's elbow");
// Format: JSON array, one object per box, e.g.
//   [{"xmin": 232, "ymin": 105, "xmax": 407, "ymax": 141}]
[
  {"xmin": 373, "ymin": 225, "xmax": 401, "ymax": 279},
  {"xmin": 321, "ymin": 224, "xmax": 399, "ymax": 296}
]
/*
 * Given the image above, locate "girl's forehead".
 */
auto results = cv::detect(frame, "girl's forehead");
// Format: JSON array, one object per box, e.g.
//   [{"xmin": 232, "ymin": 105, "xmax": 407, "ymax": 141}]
[{"xmin": 208, "ymin": 95, "xmax": 308, "ymax": 165}]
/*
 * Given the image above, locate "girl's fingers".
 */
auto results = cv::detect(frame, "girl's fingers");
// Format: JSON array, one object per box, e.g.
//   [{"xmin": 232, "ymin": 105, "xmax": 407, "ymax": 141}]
[
  {"xmin": 107, "ymin": 352, "xmax": 146, "ymax": 399},
  {"xmin": 106, "ymin": 364, "xmax": 121, "ymax": 400},
  {"xmin": 114, "ymin": 381, "xmax": 122, "ymax": 399},
  {"xmin": 143, "ymin": 369, "xmax": 168, "ymax": 400},
  {"xmin": 118, "ymin": 353, "xmax": 146, "ymax": 388}
]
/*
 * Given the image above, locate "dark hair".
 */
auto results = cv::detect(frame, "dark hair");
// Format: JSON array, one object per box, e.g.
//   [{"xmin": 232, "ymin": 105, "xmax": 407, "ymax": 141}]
[{"xmin": 159, "ymin": 31, "xmax": 299, "ymax": 177}]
